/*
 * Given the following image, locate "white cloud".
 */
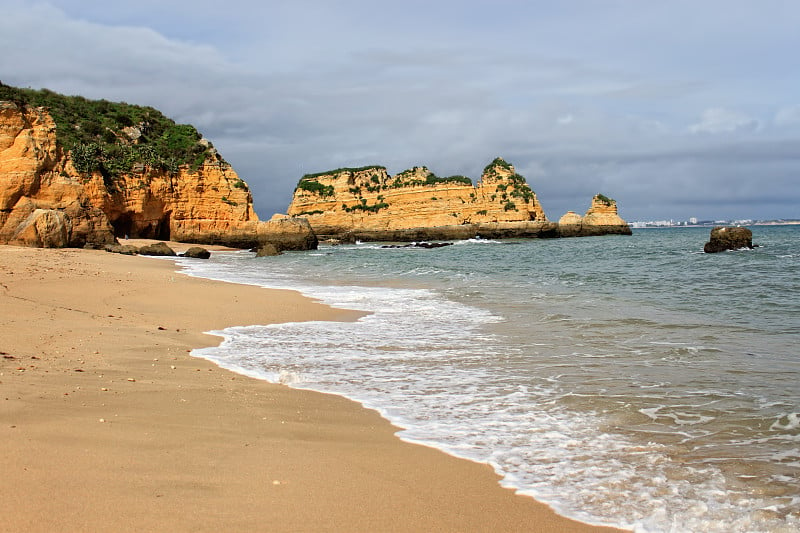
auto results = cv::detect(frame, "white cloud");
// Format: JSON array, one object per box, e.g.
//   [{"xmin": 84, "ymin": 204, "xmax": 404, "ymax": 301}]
[
  {"xmin": 689, "ymin": 108, "xmax": 759, "ymax": 134},
  {"xmin": 774, "ymin": 105, "xmax": 800, "ymax": 126},
  {"xmin": 557, "ymin": 114, "xmax": 575, "ymax": 125}
]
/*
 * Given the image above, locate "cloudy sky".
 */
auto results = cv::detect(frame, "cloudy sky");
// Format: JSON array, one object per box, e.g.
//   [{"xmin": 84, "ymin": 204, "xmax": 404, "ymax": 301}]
[{"xmin": 2, "ymin": 0, "xmax": 799, "ymax": 221}]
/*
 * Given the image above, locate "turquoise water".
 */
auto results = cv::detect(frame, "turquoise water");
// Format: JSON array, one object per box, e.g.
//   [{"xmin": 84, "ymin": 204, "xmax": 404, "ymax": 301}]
[{"xmin": 185, "ymin": 226, "xmax": 799, "ymax": 532}]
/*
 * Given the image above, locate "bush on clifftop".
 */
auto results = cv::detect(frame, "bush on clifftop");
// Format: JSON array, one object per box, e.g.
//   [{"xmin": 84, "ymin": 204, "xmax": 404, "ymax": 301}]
[{"xmin": 0, "ymin": 83, "xmax": 222, "ymax": 177}]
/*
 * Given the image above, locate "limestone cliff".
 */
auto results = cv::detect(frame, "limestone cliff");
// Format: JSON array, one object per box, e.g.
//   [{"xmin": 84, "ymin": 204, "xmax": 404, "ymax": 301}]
[
  {"xmin": 557, "ymin": 195, "xmax": 632, "ymax": 237},
  {"xmin": 286, "ymin": 158, "xmax": 629, "ymax": 240},
  {"xmin": 287, "ymin": 158, "xmax": 561, "ymax": 240},
  {"xmin": 0, "ymin": 93, "xmax": 312, "ymax": 250}
]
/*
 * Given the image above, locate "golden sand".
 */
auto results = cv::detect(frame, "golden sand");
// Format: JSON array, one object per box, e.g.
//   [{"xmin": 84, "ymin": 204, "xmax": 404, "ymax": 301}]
[{"xmin": 0, "ymin": 243, "xmax": 625, "ymax": 532}]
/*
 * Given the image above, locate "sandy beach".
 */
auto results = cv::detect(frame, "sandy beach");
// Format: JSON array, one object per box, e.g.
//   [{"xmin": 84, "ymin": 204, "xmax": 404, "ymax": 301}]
[{"xmin": 0, "ymin": 242, "xmax": 626, "ymax": 533}]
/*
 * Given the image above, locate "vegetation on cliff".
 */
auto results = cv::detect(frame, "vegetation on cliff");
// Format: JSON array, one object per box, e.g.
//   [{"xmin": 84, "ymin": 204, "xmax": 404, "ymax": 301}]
[
  {"xmin": 0, "ymin": 82, "xmax": 223, "ymax": 177},
  {"xmin": 390, "ymin": 168, "xmax": 473, "ymax": 188},
  {"xmin": 299, "ymin": 165, "xmax": 387, "ymax": 182},
  {"xmin": 481, "ymin": 157, "xmax": 535, "ymax": 208},
  {"xmin": 296, "ymin": 179, "xmax": 335, "ymax": 197},
  {"xmin": 595, "ymin": 194, "xmax": 616, "ymax": 206}
]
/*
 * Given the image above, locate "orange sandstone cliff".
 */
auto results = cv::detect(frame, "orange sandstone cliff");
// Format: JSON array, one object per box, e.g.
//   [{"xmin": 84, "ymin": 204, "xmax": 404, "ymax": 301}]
[
  {"xmin": 286, "ymin": 158, "xmax": 631, "ymax": 241},
  {"xmin": 557, "ymin": 195, "xmax": 632, "ymax": 237},
  {"xmin": 0, "ymin": 100, "xmax": 314, "ymax": 250}
]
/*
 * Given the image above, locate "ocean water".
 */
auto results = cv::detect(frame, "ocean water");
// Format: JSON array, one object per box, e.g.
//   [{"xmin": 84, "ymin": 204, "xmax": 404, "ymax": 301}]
[{"xmin": 182, "ymin": 226, "xmax": 799, "ymax": 533}]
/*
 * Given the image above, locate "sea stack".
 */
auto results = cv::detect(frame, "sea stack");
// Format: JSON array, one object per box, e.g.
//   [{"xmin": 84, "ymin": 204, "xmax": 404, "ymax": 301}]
[
  {"xmin": 557, "ymin": 195, "xmax": 632, "ymax": 237},
  {"xmin": 704, "ymin": 226, "xmax": 754, "ymax": 253},
  {"xmin": 285, "ymin": 158, "xmax": 630, "ymax": 241}
]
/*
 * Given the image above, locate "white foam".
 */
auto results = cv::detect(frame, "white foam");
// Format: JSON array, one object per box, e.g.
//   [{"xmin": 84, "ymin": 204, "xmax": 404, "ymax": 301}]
[
  {"xmin": 771, "ymin": 412, "xmax": 800, "ymax": 431},
  {"xmin": 179, "ymin": 247, "xmax": 800, "ymax": 533}
]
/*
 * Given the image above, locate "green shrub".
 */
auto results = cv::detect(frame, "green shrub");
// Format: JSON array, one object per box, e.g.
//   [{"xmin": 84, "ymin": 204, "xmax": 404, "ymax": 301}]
[
  {"xmin": 342, "ymin": 201, "xmax": 389, "ymax": 213},
  {"xmin": 300, "ymin": 165, "xmax": 386, "ymax": 181},
  {"xmin": 0, "ymin": 83, "xmax": 221, "ymax": 178},
  {"xmin": 296, "ymin": 180, "xmax": 334, "ymax": 197},
  {"xmin": 483, "ymin": 157, "xmax": 513, "ymax": 175},
  {"xmin": 595, "ymin": 193, "xmax": 615, "ymax": 205}
]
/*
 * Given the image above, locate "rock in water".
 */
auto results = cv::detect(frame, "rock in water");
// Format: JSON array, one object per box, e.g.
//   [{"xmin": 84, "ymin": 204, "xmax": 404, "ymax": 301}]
[
  {"xmin": 138, "ymin": 242, "xmax": 177, "ymax": 256},
  {"xmin": 255, "ymin": 243, "xmax": 281, "ymax": 257},
  {"xmin": 704, "ymin": 226, "xmax": 753, "ymax": 253},
  {"xmin": 182, "ymin": 246, "xmax": 211, "ymax": 259}
]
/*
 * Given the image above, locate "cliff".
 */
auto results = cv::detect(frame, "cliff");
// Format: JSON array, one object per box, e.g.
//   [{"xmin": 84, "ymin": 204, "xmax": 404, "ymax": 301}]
[
  {"xmin": 557, "ymin": 195, "xmax": 632, "ymax": 237},
  {"xmin": 286, "ymin": 158, "xmax": 630, "ymax": 241},
  {"xmin": 0, "ymin": 87, "xmax": 314, "ymax": 250}
]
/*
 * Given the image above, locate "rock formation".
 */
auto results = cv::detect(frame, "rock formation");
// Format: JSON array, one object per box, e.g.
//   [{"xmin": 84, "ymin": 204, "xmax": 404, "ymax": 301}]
[
  {"xmin": 137, "ymin": 241, "xmax": 177, "ymax": 256},
  {"xmin": 0, "ymin": 93, "xmax": 314, "ymax": 251},
  {"xmin": 182, "ymin": 246, "xmax": 211, "ymax": 259},
  {"xmin": 557, "ymin": 195, "xmax": 632, "ymax": 237},
  {"xmin": 286, "ymin": 158, "xmax": 630, "ymax": 241},
  {"xmin": 704, "ymin": 226, "xmax": 754, "ymax": 253}
]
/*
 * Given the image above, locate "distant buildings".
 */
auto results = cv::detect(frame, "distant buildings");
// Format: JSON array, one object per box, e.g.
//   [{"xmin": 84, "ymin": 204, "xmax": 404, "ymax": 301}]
[{"xmin": 630, "ymin": 218, "xmax": 798, "ymax": 228}]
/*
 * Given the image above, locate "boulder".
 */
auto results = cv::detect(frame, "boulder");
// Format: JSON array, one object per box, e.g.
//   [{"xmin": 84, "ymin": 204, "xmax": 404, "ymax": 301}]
[
  {"xmin": 104, "ymin": 244, "xmax": 139, "ymax": 255},
  {"xmin": 255, "ymin": 243, "xmax": 281, "ymax": 257},
  {"xmin": 182, "ymin": 246, "xmax": 211, "ymax": 259},
  {"xmin": 138, "ymin": 242, "xmax": 177, "ymax": 256},
  {"xmin": 11, "ymin": 209, "xmax": 71, "ymax": 248},
  {"xmin": 258, "ymin": 215, "xmax": 318, "ymax": 252},
  {"xmin": 704, "ymin": 226, "xmax": 753, "ymax": 253}
]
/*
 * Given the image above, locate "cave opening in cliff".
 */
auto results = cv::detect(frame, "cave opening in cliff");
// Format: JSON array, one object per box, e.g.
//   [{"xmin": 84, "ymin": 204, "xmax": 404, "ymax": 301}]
[
  {"xmin": 156, "ymin": 213, "xmax": 171, "ymax": 241},
  {"xmin": 111, "ymin": 214, "xmax": 133, "ymax": 239}
]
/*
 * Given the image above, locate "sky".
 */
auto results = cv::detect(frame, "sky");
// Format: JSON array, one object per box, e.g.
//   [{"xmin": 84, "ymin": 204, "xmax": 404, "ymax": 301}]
[{"xmin": 2, "ymin": 0, "xmax": 799, "ymax": 222}]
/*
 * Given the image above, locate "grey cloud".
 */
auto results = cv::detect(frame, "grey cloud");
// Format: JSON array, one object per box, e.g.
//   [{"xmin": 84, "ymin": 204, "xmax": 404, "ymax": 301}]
[{"xmin": 2, "ymin": 1, "xmax": 799, "ymax": 221}]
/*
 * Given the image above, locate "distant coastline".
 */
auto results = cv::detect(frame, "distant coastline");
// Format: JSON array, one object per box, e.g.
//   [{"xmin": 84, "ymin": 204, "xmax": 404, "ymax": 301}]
[{"xmin": 630, "ymin": 219, "xmax": 800, "ymax": 228}]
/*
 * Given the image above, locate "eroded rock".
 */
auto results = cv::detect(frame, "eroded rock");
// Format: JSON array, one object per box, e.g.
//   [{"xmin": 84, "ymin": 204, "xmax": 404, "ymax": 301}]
[
  {"xmin": 137, "ymin": 242, "xmax": 176, "ymax": 256},
  {"xmin": 704, "ymin": 226, "xmax": 753, "ymax": 253},
  {"xmin": 182, "ymin": 246, "xmax": 211, "ymax": 259}
]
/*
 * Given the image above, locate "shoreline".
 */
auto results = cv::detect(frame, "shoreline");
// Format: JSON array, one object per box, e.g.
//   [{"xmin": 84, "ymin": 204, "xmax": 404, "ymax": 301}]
[{"xmin": 0, "ymin": 242, "xmax": 627, "ymax": 532}]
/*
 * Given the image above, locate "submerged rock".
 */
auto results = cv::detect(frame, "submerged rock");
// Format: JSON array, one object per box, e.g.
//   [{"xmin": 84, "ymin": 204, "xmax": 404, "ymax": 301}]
[
  {"xmin": 381, "ymin": 242, "xmax": 454, "ymax": 249},
  {"xmin": 704, "ymin": 226, "xmax": 753, "ymax": 253}
]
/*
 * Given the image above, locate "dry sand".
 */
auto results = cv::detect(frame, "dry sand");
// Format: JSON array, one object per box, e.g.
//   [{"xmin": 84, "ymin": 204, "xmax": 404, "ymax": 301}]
[{"xmin": 0, "ymin": 242, "xmax": 626, "ymax": 532}]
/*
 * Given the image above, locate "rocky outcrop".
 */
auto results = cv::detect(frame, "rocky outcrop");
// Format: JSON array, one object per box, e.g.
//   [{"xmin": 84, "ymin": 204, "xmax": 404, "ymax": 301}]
[
  {"xmin": 287, "ymin": 158, "xmax": 551, "ymax": 239},
  {"xmin": 255, "ymin": 243, "xmax": 281, "ymax": 257},
  {"xmin": 0, "ymin": 99, "xmax": 315, "ymax": 251},
  {"xmin": 137, "ymin": 242, "xmax": 176, "ymax": 256},
  {"xmin": 182, "ymin": 246, "xmax": 211, "ymax": 259},
  {"xmin": 704, "ymin": 226, "xmax": 753, "ymax": 253},
  {"xmin": 10, "ymin": 208, "xmax": 71, "ymax": 248},
  {"xmin": 286, "ymin": 158, "xmax": 628, "ymax": 241},
  {"xmin": 104, "ymin": 243, "xmax": 139, "ymax": 255},
  {"xmin": 557, "ymin": 195, "xmax": 632, "ymax": 237}
]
